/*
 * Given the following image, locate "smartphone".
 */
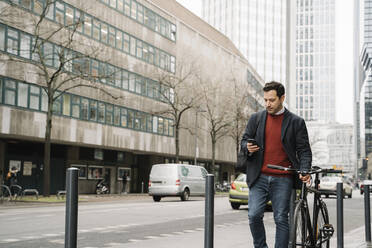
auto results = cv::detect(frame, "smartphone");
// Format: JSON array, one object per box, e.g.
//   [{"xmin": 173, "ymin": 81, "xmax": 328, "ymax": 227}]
[{"xmin": 247, "ymin": 138, "xmax": 258, "ymax": 146}]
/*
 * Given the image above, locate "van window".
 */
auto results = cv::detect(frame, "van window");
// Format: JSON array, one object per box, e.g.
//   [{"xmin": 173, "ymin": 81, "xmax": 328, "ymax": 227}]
[
  {"xmin": 200, "ymin": 168, "xmax": 207, "ymax": 178},
  {"xmin": 181, "ymin": 166, "xmax": 190, "ymax": 177},
  {"xmin": 151, "ymin": 165, "xmax": 177, "ymax": 177}
]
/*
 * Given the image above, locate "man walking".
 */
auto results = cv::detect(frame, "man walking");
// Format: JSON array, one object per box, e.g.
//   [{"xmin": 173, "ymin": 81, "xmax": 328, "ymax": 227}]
[{"xmin": 241, "ymin": 81, "xmax": 312, "ymax": 248}]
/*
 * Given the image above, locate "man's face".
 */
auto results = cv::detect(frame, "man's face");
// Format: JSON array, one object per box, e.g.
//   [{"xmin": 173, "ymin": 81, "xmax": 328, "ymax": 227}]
[{"xmin": 263, "ymin": 90, "xmax": 285, "ymax": 115}]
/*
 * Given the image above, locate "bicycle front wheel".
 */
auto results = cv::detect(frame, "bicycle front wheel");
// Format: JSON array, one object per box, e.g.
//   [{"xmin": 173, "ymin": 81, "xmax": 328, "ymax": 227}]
[
  {"xmin": 290, "ymin": 200, "xmax": 310, "ymax": 248},
  {"xmin": 315, "ymin": 200, "xmax": 331, "ymax": 248}
]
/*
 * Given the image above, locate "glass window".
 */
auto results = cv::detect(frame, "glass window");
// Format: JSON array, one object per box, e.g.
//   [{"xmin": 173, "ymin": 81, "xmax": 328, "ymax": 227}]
[
  {"xmin": 63, "ymin": 94, "xmax": 70, "ymax": 115},
  {"xmin": 46, "ymin": 1, "xmax": 54, "ymax": 20},
  {"xmin": 131, "ymin": 1, "xmax": 137, "ymax": 19},
  {"xmin": 116, "ymin": 30, "xmax": 123, "ymax": 50},
  {"xmin": 101, "ymin": 23, "xmax": 108, "ymax": 43},
  {"xmin": 127, "ymin": 109, "xmax": 134, "ymax": 128},
  {"xmin": 108, "ymin": 26, "xmax": 116, "ymax": 47},
  {"xmin": 74, "ymin": 9, "xmax": 83, "ymax": 33},
  {"xmin": 106, "ymin": 104, "xmax": 113, "ymax": 124},
  {"xmin": 89, "ymin": 100, "xmax": 97, "ymax": 121},
  {"xmin": 0, "ymin": 25, "xmax": 5, "ymax": 51},
  {"xmin": 41, "ymin": 88, "xmax": 47, "ymax": 112},
  {"xmin": 98, "ymin": 102, "xmax": 105, "ymax": 123},
  {"xmin": 169, "ymin": 120, "xmax": 174, "ymax": 136},
  {"xmin": 146, "ymin": 115, "xmax": 152, "ymax": 132},
  {"xmin": 123, "ymin": 33, "xmax": 130, "ymax": 53},
  {"xmin": 53, "ymin": 95, "xmax": 62, "ymax": 114},
  {"xmin": 83, "ymin": 14, "xmax": 92, "ymax": 37},
  {"xmin": 4, "ymin": 80, "xmax": 16, "ymax": 105},
  {"xmin": 66, "ymin": 6, "xmax": 74, "ymax": 26},
  {"xmin": 152, "ymin": 116, "xmax": 158, "ymax": 133},
  {"xmin": 129, "ymin": 73, "xmax": 135, "ymax": 92},
  {"xmin": 164, "ymin": 119, "xmax": 168, "ymax": 135},
  {"xmin": 7, "ymin": 29, "xmax": 19, "ymax": 55},
  {"xmin": 92, "ymin": 19, "xmax": 100, "ymax": 40},
  {"xmin": 122, "ymin": 70, "xmax": 128, "ymax": 89},
  {"xmin": 124, "ymin": 0, "xmax": 131, "ymax": 16},
  {"xmin": 20, "ymin": 0, "xmax": 32, "ymax": 9},
  {"xmin": 110, "ymin": 0, "xmax": 117, "ymax": 8},
  {"xmin": 17, "ymin": 82, "xmax": 28, "ymax": 107},
  {"xmin": 33, "ymin": 0, "xmax": 44, "ymax": 15},
  {"xmin": 115, "ymin": 70, "xmax": 122, "ymax": 88},
  {"xmin": 117, "ymin": 0, "xmax": 124, "ymax": 12},
  {"xmin": 81, "ymin": 98, "xmax": 89, "ymax": 120},
  {"xmin": 71, "ymin": 95, "xmax": 80, "ymax": 118},
  {"xmin": 137, "ymin": 4, "xmax": 144, "ymax": 23},
  {"xmin": 136, "ymin": 40, "xmax": 143, "ymax": 58},
  {"xmin": 121, "ymin": 108, "xmax": 127, "ymax": 127},
  {"xmin": 44, "ymin": 42, "xmax": 54, "ymax": 67},
  {"xmin": 130, "ymin": 36, "xmax": 136, "ymax": 56},
  {"xmin": 20, "ymin": 33, "xmax": 31, "ymax": 59},
  {"xmin": 91, "ymin": 60, "xmax": 99, "ymax": 77},
  {"xmin": 158, "ymin": 117, "xmax": 163, "ymax": 134},
  {"xmin": 55, "ymin": 1, "xmax": 65, "ymax": 24},
  {"xmin": 114, "ymin": 106, "xmax": 120, "ymax": 126}
]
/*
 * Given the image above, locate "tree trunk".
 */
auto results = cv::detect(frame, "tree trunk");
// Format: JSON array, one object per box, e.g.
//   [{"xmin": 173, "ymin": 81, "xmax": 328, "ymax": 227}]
[
  {"xmin": 211, "ymin": 137, "xmax": 216, "ymax": 175},
  {"xmin": 43, "ymin": 99, "xmax": 53, "ymax": 196},
  {"xmin": 175, "ymin": 126, "xmax": 180, "ymax": 163}
]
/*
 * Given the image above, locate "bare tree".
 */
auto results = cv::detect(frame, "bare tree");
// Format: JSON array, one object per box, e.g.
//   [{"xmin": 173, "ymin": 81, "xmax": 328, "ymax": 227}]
[
  {"xmin": 1, "ymin": 1, "xmax": 120, "ymax": 196},
  {"xmin": 151, "ymin": 56, "xmax": 201, "ymax": 162},
  {"xmin": 199, "ymin": 78, "xmax": 231, "ymax": 174}
]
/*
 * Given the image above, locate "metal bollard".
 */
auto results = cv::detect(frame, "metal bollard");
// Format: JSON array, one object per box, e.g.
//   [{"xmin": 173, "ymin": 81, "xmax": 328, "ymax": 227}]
[
  {"xmin": 336, "ymin": 182, "xmax": 344, "ymax": 248},
  {"xmin": 65, "ymin": 168, "xmax": 79, "ymax": 248},
  {"xmin": 204, "ymin": 174, "xmax": 214, "ymax": 248},
  {"xmin": 365, "ymin": 185, "xmax": 371, "ymax": 243},
  {"xmin": 141, "ymin": 182, "xmax": 144, "ymax": 193}
]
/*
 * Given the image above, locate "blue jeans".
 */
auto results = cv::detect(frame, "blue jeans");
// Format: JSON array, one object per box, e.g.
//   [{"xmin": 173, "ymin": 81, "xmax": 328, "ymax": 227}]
[{"xmin": 248, "ymin": 174, "xmax": 293, "ymax": 248}]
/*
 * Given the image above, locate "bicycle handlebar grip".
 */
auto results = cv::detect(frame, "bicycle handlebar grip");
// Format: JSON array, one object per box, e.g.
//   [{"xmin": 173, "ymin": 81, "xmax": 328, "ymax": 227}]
[{"xmin": 267, "ymin": 164, "xmax": 287, "ymax": 171}]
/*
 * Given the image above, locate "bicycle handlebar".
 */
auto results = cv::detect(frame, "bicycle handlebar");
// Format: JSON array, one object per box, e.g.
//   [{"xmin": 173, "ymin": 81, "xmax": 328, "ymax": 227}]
[{"xmin": 267, "ymin": 164, "xmax": 343, "ymax": 174}]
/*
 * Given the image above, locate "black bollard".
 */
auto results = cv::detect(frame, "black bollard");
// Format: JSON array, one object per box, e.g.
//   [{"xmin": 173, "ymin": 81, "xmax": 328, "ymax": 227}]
[
  {"xmin": 365, "ymin": 185, "xmax": 371, "ymax": 243},
  {"xmin": 65, "ymin": 168, "xmax": 79, "ymax": 248},
  {"xmin": 204, "ymin": 174, "xmax": 214, "ymax": 248},
  {"xmin": 336, "ymin": 182, "xmax": 344, "ymax": 248}
]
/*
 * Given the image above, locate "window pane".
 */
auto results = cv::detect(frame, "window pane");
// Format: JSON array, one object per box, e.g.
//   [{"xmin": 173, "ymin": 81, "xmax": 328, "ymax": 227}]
[
  {"xmin": 89, "ymin": 100, "xmax": 97, "ymax": 121},
  {"xmin": 63, "ymin": 94, "xmax": 71, "ymax": 115},
  {"xmin": 101, "ymin": 23, "xmax": 108, "ymax": 43},
  {"xmin": 152, "ymin": 116, "xmax": 158, "ymax": 133},
  {"xmin": 121, "ymin": 108, "xmax": 127, "ymax": 127},
  {"xmin": 20, "ymin": 0, "xmax": 32, "ymax": 9},
  {"xmin": 17, "ymin": 82, "xmax": 28, "ymax": 107},
  {"xmin": 93, "ymin": 19, "xmax": 100, "ymax": 40},
  {"xmin": 20, "ymin": 33, "xmax": 31, "ymax": 59},
  {"xmin": 158, "ymin": 117, "xmax": 163, "ymax": 134},
  {"xmin": 7, "ymin": 29, "xmax": 19, "ymax": 55},
  {"xmin": 81, "ymin": 98, "xmax": 89, "ymax": 120},
  {"xmin": 4, "ymin": 80, "xmax": 16, "ymax": 105},
  {"xmin": 164, "ymin": 119, "xmax": 168, "ymax": 135},
  {"xmin": 55, "ymin": 2, "xmax": 65, "ymax": 24},
  {"xmin": 114, "ymin": 106, "xmax": 120, "ymax": 125},
  {"xmin": 66, "ymin": 6, "xmax": 74, "ymax": 26},
  {"xmin": 33, "ymin": 0, "xmax": 44, "ymax": 15},
  {"xmin": 84, "ymin": 15, "xmax": 92, "ymax": 37},
  {"xmin": 129, "ymin": 73, "xmax": 135, "ymax": 92},
  {"xmin": 53, "ymin": 96, "xmax": 62, "ymax": 114},
  {"xmin": 0, "ymin": 25, "xmax": 4, "ymax": 51},
  {"xmin": 106, "ymin": 104, "xmax": 113, "ymax": 124},
  {"xmin": 71, "ymin": 96, "xmax": 80, "ymax": 118},
  {"xmin": 98, "ymin": 102, "xmax": 105, "ymax": 123},
  {"xmin": 127, "ymin": 110, "xmax": 134, "ymax": 128},
  {"xmin": 122, "ymin": 71, "xmax": 128, "ymax": 89},
  {"xmin": 41, "ymin": 89, "xmax": 48, "ymax": 111},
  {"xmin": 0, "ymin": 79, "xmax": 2, "ymax": 103}
]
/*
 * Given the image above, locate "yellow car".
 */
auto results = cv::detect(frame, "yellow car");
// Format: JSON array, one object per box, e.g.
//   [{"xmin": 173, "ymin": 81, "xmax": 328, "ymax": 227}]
[
  {"xmin": 229, "ymin": 173, "xmax": 272, "ymax": 210},
  {"xmin": 229, "ymin": 173, "xmax": 249, "ymax": 210}
]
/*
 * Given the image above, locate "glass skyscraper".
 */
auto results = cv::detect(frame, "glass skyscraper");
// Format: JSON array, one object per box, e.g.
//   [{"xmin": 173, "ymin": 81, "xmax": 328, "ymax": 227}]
[
  {"xmin": 201, "ymin": 0, "xmax": 288, "ymax": 83},
  {"xmin": 295, "ymin": 0, "xmax": 336, "ymax": 122}
]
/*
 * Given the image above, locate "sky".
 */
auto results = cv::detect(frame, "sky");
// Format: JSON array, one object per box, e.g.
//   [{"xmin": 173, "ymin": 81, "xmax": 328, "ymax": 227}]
[{"xmin": 176, "ymin": 0, "xmax": 354, "ymax": 125}]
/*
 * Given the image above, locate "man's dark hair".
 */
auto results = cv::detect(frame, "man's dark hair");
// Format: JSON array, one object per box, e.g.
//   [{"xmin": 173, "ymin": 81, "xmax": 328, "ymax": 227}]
[{"xmin": 263, "ymin": 81, "xmax": 285, "ymax": 98}]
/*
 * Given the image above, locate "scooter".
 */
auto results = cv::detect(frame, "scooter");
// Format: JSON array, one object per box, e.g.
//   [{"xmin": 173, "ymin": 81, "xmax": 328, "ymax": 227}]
[{"xmin": 96, "ymin": 180, "xmax": 110, "ymax": 194}]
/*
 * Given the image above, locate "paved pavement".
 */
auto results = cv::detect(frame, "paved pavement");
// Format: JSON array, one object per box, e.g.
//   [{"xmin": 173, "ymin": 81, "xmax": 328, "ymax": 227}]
[{"xmin": 1, "ymin": 193, "xmax": 371, "ymax": 247}]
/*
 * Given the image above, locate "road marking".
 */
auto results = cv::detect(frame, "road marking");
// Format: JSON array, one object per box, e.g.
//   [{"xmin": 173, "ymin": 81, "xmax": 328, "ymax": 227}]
[
  {"xmin": 42, "ymin": 233, "xmax": 60, "ymax": 237},
  {"xmin": 0, "ymin": 238, "xmax": 20, "ymax": 243},
  {"xmin": 172, "ymin": 231, "xmax": 184, "ymax": 235},
  {"xmin": 128, "ymin": 239, "xmax": 142, "ymax": 242},
  {"xmin": 49, "ymin": 239, "xmax": 64, "ymax": 244},
  {"xmin": 144, "ymin": 236, "xmax": 159, "ymax": 239},
  {"xmin": 183, "ymin": 230, "xmax": 195, "ymax": 233},
  {"xmin": 160, "ymin": 233, "xmax": 174, "ymax": 237}
]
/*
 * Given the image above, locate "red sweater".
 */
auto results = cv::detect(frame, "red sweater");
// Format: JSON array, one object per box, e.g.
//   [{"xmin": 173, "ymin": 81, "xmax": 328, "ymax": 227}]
[{"xmin": 261, "ymin": 113, "xmax": 292, "ymax": 176}]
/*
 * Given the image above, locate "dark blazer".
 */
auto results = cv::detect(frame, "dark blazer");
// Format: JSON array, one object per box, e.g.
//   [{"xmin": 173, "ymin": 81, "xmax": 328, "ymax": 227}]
[{"xmin": 241, "ymin": 108, "xmax": 312, "ymax": 188}]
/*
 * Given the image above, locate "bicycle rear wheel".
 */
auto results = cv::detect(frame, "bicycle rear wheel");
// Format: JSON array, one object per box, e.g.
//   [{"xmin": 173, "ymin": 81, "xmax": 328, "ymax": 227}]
[
  {"xmin": 315, "ymin": 200, "xmax": 331, "ymax": 248},
  {"xmin": 290, "ymin": 200, "xmax": 311, "ymax": 248}
]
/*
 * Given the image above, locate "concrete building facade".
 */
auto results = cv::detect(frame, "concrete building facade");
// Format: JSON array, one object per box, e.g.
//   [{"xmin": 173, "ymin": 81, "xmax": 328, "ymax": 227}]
[{"xmin": 0, "ymin": 0, "xmax": 263, "ymax": 194}]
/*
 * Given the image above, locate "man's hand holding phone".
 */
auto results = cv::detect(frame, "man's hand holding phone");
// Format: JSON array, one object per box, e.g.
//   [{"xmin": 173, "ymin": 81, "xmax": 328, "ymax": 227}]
[{"xmin": 247, "ymin": 138, "xmax": 260, "ymax": 153}]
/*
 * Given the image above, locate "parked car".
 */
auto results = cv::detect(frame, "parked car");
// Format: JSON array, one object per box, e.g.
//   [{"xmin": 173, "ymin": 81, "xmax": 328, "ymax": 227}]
[
  {"xmin": 228, "ymin": 174, "xmax": 271, "ymax": 210},
  {"xmin": 318, "ymin": 176, "xmax": 353, "ymax": 198},
  {"xmin": 148, "ymin": 163, "xmax": 208, "ymax": 202},
  {"xmin": 360, "ymin": 180, "xmax": 372, "ymax": 195}
]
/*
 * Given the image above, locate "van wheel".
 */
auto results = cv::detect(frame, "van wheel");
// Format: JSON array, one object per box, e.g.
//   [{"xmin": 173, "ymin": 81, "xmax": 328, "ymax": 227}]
[
  {"xmin": 153, "ymin": 196, "xmax": 161, "ymax": 202},
  {"xmin": 180, "ymin": 188, "xmax": 190, "ymax": 201}
]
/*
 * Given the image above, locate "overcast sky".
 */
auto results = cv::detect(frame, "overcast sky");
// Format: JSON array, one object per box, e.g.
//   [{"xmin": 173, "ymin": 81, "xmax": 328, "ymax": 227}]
[{"xmin": 176, "ymin": 0, "xmax": 354, "ymax": 125}]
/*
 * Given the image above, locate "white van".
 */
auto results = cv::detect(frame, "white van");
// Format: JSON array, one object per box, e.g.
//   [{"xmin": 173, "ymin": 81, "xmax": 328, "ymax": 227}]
[{"xmin": 148, "ymin": 163, "xmax": 208, "ymax": 202}]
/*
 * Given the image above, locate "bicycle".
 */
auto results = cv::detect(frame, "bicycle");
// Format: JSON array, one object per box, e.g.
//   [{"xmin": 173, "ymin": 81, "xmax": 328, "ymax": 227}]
[{"xmin": 267, "ymin": 164, "xmax": 343, "ymax": 248}]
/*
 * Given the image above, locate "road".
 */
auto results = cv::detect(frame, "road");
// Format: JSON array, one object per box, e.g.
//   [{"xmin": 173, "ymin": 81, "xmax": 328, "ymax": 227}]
[{"xmin": 0, "ymin": 190, "xmax": 369, "ymax": 248}]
